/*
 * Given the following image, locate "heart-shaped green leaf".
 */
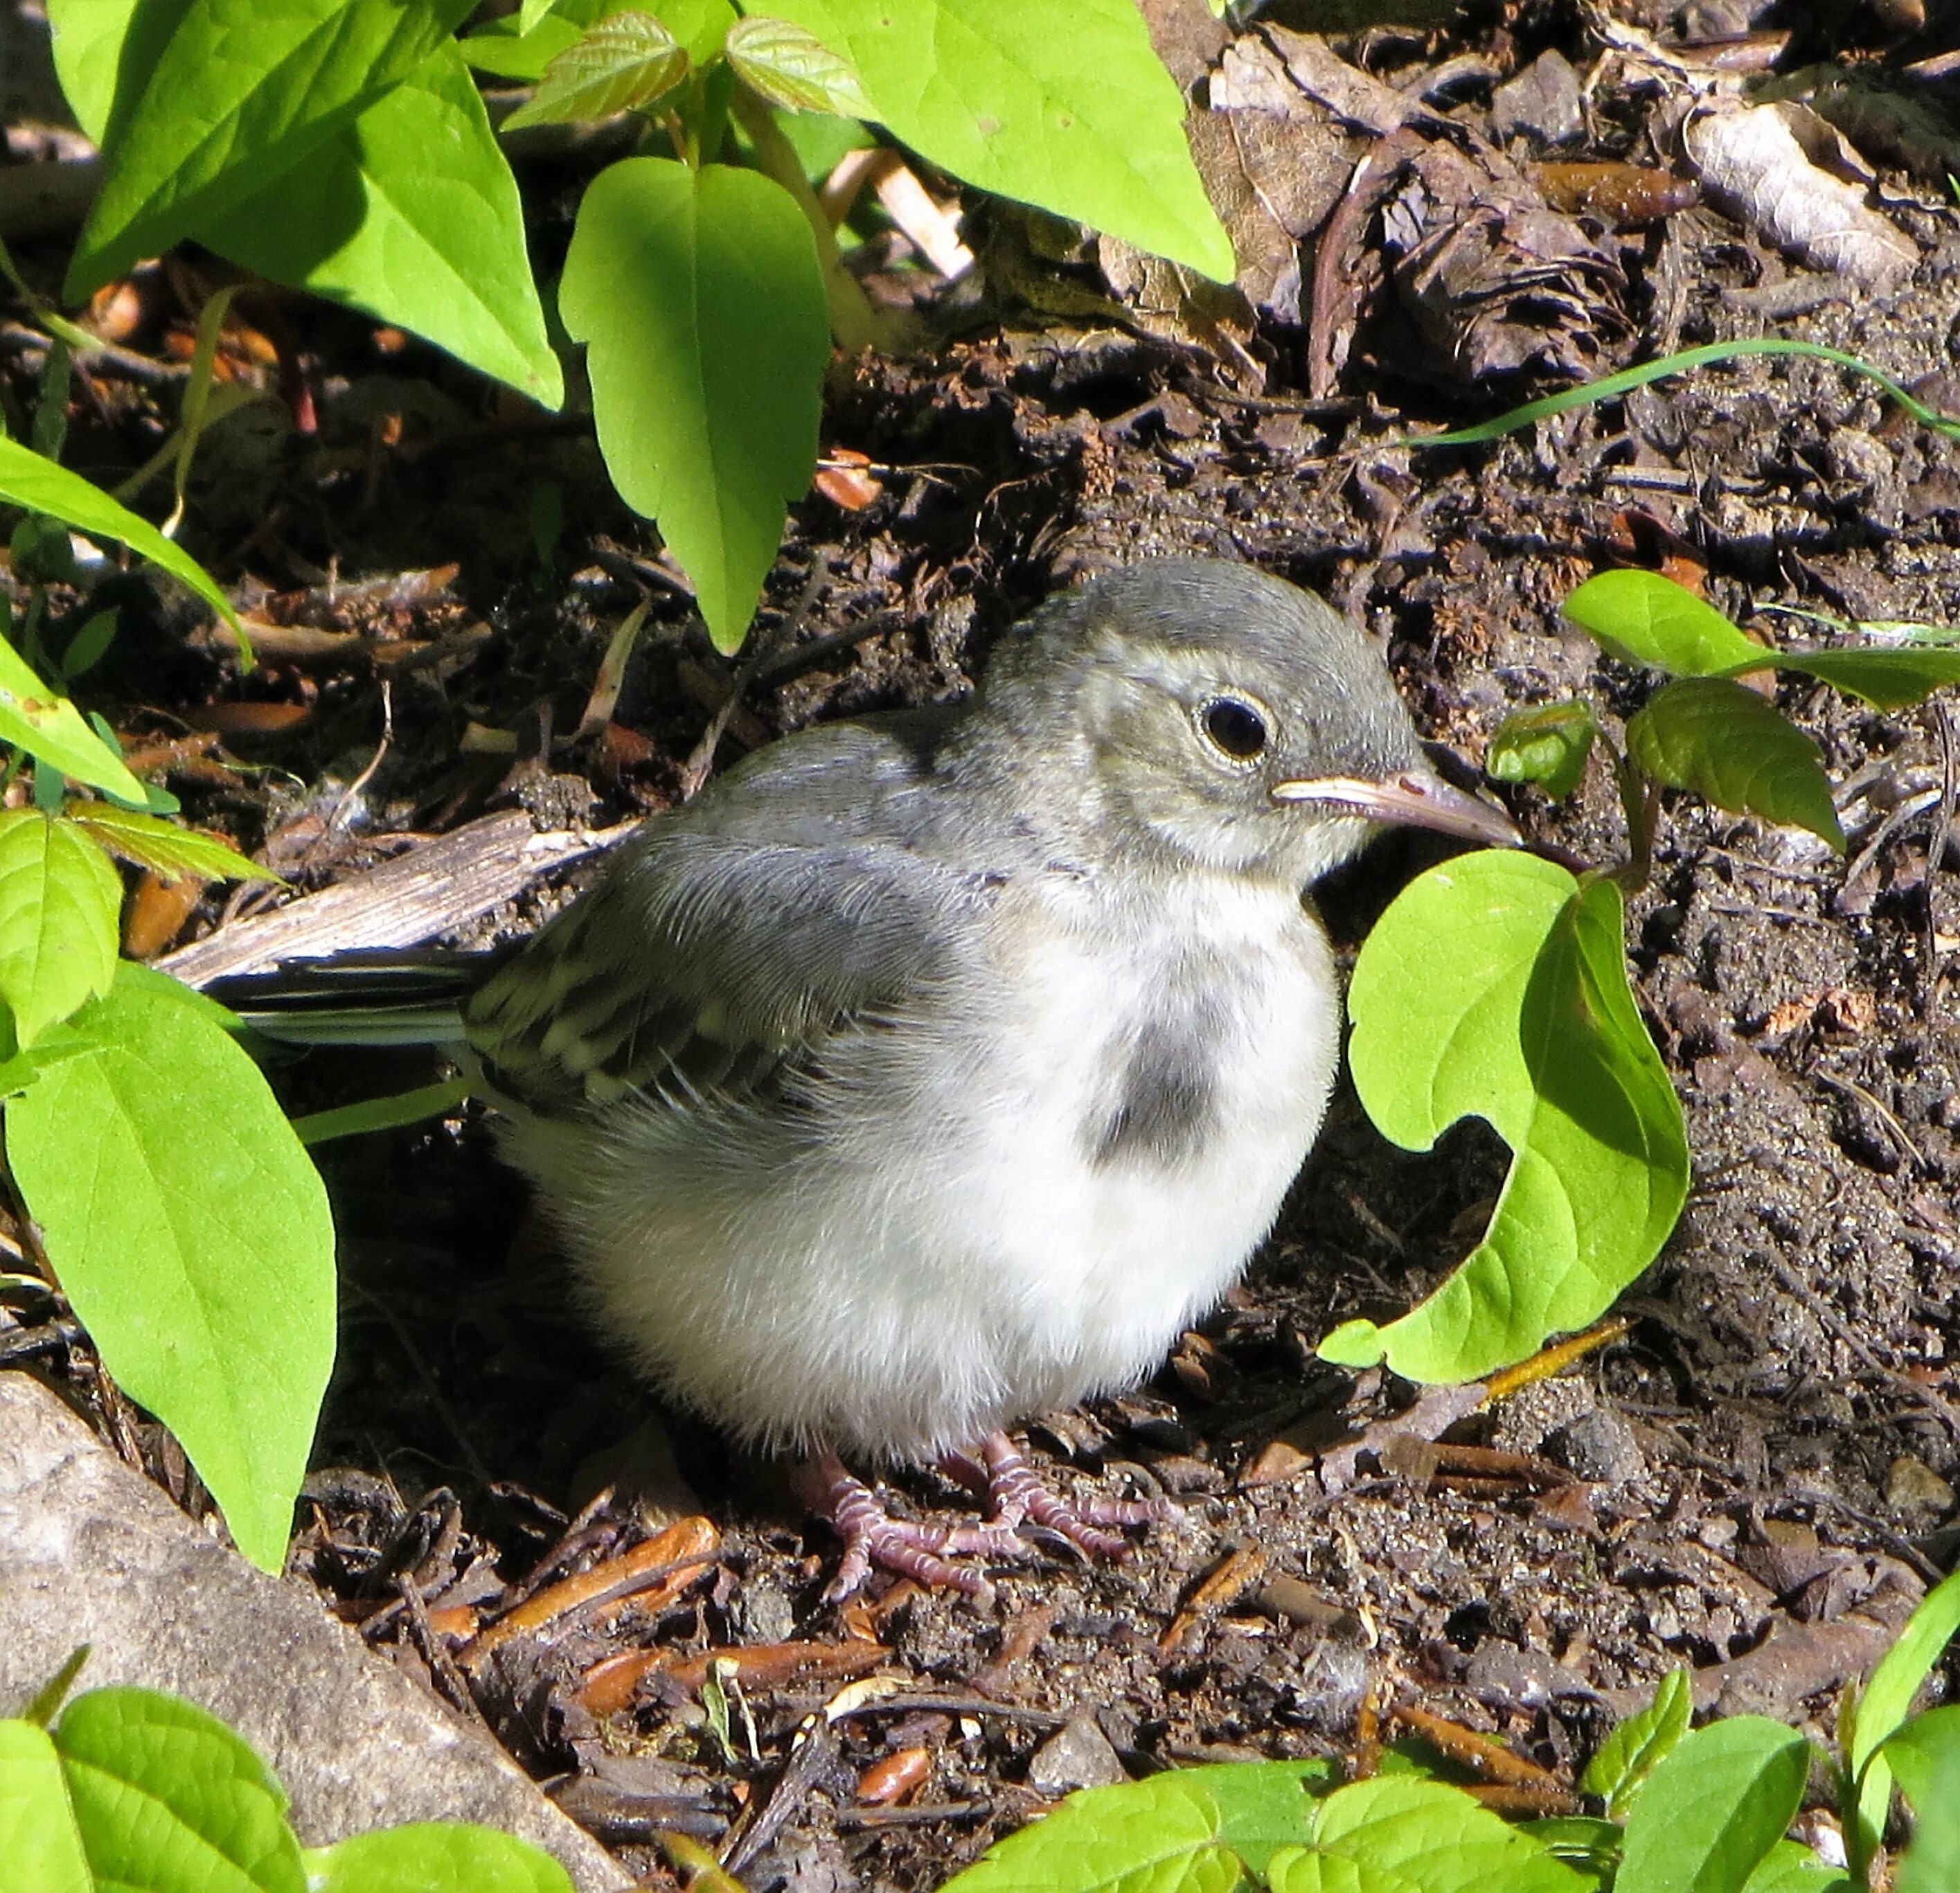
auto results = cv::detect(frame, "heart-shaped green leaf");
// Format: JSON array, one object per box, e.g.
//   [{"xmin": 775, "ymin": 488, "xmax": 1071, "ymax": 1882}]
[
  {"xmin": 559, "ymin": 157, "xmax": 828, "ymax": 650},
  {"xmin": 1306, "ymin": 1777, "xmax": 1585, "ymax": 1893},
  {"xmin": 763, "ymin": 0, "xmax": 1234, "ymax": 279},
  {"xmin": 5, "ymin": 963, "xmax": 337, "ymax": 1572},
  {"xmin": 1331, "ymin": 853, "xmax": 1689, "ymax": 1383},
  {"xmin": 1625, "ymin": 677, "xmax": 1844, "ymax": 850},
  {"xmin": 305, "ymin": 1823, "xmax": 573, "ymax": 1893},
  {"xmin": 199, "ymin": 45, "xmax": 562, "ymax": 405},
  {"xmin": 941, "ymin": 1762, "xmax": 1331, "ymax": 1893}
]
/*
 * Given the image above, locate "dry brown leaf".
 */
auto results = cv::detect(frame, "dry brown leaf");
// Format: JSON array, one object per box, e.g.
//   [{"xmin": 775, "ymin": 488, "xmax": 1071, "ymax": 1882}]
[{"xmin": 1682, "ymin": 100, "xmax": 1918, "ymax": 292}]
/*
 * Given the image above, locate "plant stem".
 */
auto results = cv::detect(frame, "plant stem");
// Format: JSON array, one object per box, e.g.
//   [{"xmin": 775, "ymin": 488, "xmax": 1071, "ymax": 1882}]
[
  {"xmin": 729, "ymin": 87, "xmax": 888, "ymax": 355},
  {"xmin": 1612, "ymin": 747, "xmax": 1659, "ymax": 893}
]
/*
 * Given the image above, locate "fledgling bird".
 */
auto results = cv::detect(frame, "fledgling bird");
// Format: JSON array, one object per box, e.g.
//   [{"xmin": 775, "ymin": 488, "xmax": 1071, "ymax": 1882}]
[{"xmin": 452, "ymin": 558, "xmax": 1517, "ymax": 1598}]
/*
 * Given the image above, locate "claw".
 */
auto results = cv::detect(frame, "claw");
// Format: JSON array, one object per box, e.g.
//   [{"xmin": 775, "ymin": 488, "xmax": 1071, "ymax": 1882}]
[{"xmin": 797, "ymin": 1434, "xmax": 1170, "ymax": 1603}]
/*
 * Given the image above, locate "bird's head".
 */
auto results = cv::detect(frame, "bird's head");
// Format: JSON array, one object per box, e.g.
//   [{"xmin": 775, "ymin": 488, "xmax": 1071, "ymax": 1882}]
[{"xmin": 974, "ymin": 558, "xmax": 1517, "ymax": 885}]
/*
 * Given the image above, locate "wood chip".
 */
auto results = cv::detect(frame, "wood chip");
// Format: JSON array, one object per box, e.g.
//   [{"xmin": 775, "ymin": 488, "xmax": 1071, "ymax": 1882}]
[{"xmin": 159, "ymin": 810, "xmax": 636, "ymax": 986}]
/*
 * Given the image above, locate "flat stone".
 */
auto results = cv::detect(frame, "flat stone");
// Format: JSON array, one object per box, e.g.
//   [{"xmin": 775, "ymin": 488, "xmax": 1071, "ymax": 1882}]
[
  {"xmin": 0, "ymin": 1374, "xmax": 629, "ymax": 1892},
  {"xmin": 1026, "ymin": 1712, "xmax": 1128, "ymax": 1795}
]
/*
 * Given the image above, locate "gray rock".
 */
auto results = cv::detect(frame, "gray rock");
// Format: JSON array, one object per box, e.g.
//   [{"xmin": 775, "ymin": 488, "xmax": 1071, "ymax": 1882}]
[
  {"xmin": 0, "ymin": 1374, "xmax": 629, "ymax": 1892},
  {"xmin": 1548, "ymin": 1408, "xmax": 1647, "ymax": 1486},
  {"xmin": 1026, "ymin": 1712, "xmax": 1128, "ymax": 1795},
  {"xmin": 1490, "ymin": 51, "xmax": 1584, "ymax": 146}
]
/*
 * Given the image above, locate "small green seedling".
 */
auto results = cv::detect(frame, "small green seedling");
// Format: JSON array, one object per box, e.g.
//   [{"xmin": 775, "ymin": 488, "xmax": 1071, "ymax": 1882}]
[
  {"xmin": 1334, "ymin": 569, "xmax": 1960, "ymax": 1385},
  {"xmin": 932, "ymin": 1570, "xmax": 1960, "ymax": 1893},
  {"xmin": 0, "ymin": 1655, "xmax": 573, "ymax": 1893},
  {"xmin": 0, "ymin": 433, "xmax": 333, "ymax": 1575},
  {"xmin": 45, "ymin": 0, "xmax": 1235, "ymax": 650}
]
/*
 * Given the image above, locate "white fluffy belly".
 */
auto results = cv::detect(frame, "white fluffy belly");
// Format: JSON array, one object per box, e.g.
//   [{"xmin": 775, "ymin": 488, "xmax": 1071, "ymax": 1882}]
[{"xmin": 517, "ymin": 873, "xmax": 1342, "ymax": 1460}]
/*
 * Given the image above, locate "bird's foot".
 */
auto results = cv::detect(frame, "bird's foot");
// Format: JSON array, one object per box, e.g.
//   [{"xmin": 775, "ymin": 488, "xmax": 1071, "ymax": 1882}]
[
  {"xmin": 796, "ymin": 1453, "xmax": 1029, "ymax": 1605},
  {"xmin": 941, "ymin": 1430, "xmax": 1170, "ymax": 1564},
  {"xmin": 796, "ymin": 1433, "xmax": 1169, "ymax": 1606}
]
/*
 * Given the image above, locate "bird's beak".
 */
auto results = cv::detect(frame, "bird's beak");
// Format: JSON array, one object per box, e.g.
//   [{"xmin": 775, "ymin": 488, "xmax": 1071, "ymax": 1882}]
[{"xmin": 1270, "ymin": 765, "xmax": 1521, "ymax": 848}]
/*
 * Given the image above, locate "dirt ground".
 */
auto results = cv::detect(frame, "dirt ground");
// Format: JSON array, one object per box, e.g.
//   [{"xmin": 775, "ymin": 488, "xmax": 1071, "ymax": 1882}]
[{"xmin": 6, "ymin": 1, "xmax": 1960, "ymax": 1887}]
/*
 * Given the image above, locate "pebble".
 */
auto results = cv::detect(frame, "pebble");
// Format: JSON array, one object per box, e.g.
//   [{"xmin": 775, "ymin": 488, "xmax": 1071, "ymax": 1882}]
[{"xmin": 1026, "ymin": 1713, "xmax": 1128, "ymax": 1795}]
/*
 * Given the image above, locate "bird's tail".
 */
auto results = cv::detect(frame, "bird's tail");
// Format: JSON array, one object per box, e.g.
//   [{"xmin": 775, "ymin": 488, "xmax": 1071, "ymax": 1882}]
[{"xmin": 203, "ymin": 948, "xmax": 501, "ymax": 1048}]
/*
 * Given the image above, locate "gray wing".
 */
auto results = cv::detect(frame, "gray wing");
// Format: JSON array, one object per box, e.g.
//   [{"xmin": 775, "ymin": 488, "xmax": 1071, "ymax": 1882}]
[{"xmin": 465, "ymin": 713, "xmax": 997, "ymax": 1111}]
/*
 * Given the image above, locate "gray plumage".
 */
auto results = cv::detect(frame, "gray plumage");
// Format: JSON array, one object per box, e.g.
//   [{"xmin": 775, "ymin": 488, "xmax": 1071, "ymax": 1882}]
[{"xmin": 462, "ymin": 558, "xmax": 1502, "ymax": 1463}]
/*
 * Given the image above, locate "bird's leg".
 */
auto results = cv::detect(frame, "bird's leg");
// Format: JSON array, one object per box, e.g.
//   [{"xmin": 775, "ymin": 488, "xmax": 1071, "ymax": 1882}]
[
  {"xmin": 794, "ymin": 1452, "xmax": 1034, "ymax": 1606},
  {"xmin": 939, "ymin": 1430, "xmax": 1170, "ymax": 1563}
]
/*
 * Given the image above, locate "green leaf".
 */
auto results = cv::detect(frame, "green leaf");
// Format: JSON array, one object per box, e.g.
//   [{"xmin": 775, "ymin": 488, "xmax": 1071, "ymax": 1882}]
[
  {"xmin": 1581, "ymin": 1669, "xmax": 1693, "ymax": 1820},
  {"xmin": 1265, "ymin": 1850, "xmax": 1412, "ymax": 1893},
  {"xmin": 190, "ymin": 44, "xmax": 562, "ymax": 407},
  {"xmin": 304, "ymin": 1822, "xmax": 574, "ymax": 1893},
  {"xmin": 458, "ymin": 12, "xmax": 585, "ymax": 80},
  {"xmin": 1330, "ymin": 858, "xmax": 1689, "ymax": 1383},
  {"xmin": 654, "ymin": 0, "xmax": 739, "ymax": 63},
  {"xmin": 940, "ymin": 1761, "xmax": 1330, "ymax": 1893},
  {"xmin": 1563, "ymin": 571, "xmax": 1767, "ymax": 676},
  {"xmin": 0, "ymin": 437, "xmax": 242, "ymax": 652},
  {"xmin": 726, "ymin": 16, "xmax": 875, "ymax": 116},
  {"xmin": 62, "ymin": 611, "xmax": 122, "ymax": 684},
  {"xmin": 1487, "ymin": 700, "xmax": 1595, "ymax": 801},
  {"xmin": 0, "ymin": 812, "xmax": 122, "ymax": 1047},
  {"xmin": 1517, "ymin": 1818, "xmax": 1621, "ymax": 1890},
  {"xmin": 4, "ymin": 963, "xmax": 337, "ymax": 1572},
  {"xmin": 1626, "ymin": 678, "xmax": 1845, "ymax": 851},
  {"xmin": 1617, "ymin": 1718, "xmax": 1812, "ymax": 1893},
  {"xmin": 1846, "ymin": 1569, "xmax": 1960, "ymax": 1874},
  {"xmin": 44, "ymin": 0, "xmax": 136, "ymax": 143},
  {"xmin": 559, "ymin": 157, "xmax": 828, "ymax": 651},
  {"xmin": 1739, "ymin": 1839, "xmax": 1854, "ymax": 1893},
  {"xmin": 71, "ymin": 806, "xmax": 282, "ymax": 886},
  {"xmin": 1766, "ymin": 646, "xmax": 1960, "ymax": 711},
  {"xmin": 1884, "ymin": 1707, "xmax": 1960, "ymax": 1814},
  {"xmin": 504, "ymin": 12, "xmax": 688, "ymax": 127},
  {"xmin": 764, "ymin": 0, "xmax": 1234, "ymax": 279},
  {"xmin": 66, "ymin": 0, "xmax": 477, "ymax": 299},
  {"xmin": 1307, "ymin": 1777, "xmax": 1585, "ymax": 1893},
  {"xmin": 1896, "ymin": 1723, "xmax": 1960, "ymax": 1893},
  {"xmin": 52, "ymin": 1687, "xmax": 304, "ymax": 1893},
  {"xmin": 0, "ymin": 634, "xmax": 145, "ymax": 808},
  {"xmin": 0, "ymin": 1719, "xmax": 91, "ymax": 1893}
]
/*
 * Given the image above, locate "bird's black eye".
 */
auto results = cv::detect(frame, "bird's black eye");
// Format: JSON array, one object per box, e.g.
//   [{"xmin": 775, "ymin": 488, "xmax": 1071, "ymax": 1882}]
[{"xmin": 1202, "ymin": 696, "xmax": 1269, "ymax": 761}]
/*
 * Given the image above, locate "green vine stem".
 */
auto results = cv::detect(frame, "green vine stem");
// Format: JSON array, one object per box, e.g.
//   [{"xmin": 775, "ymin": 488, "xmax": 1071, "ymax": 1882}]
[{"xmin": 729, "ymin": 87, "xmax": 890, "ymax": 357}]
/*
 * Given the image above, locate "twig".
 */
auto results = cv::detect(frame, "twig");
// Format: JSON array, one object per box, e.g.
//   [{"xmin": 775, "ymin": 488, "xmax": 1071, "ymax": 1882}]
[{"xmin": 1923, "ymin": 702, "xmax": 1955, "ymax": 1011}]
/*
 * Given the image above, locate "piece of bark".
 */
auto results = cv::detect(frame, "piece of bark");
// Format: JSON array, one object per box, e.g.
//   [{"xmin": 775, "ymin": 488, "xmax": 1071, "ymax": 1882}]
[{"xmin": 158, "ymin": 810, "xmax": 635, "ymax": 986}]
